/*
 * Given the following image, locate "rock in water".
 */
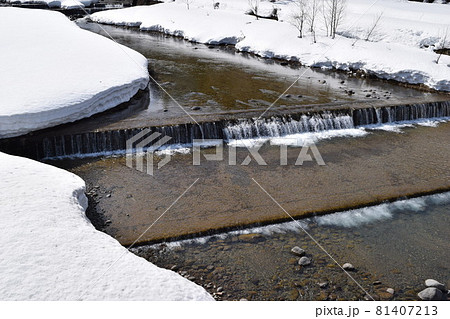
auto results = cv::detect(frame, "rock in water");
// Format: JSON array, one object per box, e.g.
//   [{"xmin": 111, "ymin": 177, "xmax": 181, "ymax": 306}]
[
  {"xmin": 298, "ymin": 256, "xmax": 311, "ymax": 266},
  {"xmin": 342, "ymin": 263, "xmax": 355, "ymax": 271},
  {"xmin": 425, "ymin": 279, "xmax": 446, "ymax": 292},
  {"xmin": 319, "ymin": 282, "xmax": 329, "ymax": 289},
  {"xmin": 291, "ymin": 246, "xmax": 305, "ymax": 256},
  {"xmin": 418, "ymin": 287, "xmax": 443, "ymax": 301}
]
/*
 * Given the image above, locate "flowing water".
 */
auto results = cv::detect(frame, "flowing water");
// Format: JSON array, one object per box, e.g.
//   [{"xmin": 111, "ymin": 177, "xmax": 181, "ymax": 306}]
[
  {"xmin": 2, "ymin": 21, "xmax": 448, "ymax": 160},
  {"xmin": 132, "ymin": 192, "xmax": 450, "ymax": 301},
  {"xmin": 76, "ymin": 21, "xmax": 437, "ymax": 117},
  {"xmin": 39, "ymin": 21, "xmax": 450, "ymax": 301},
  {"xmin": 51, "ymin": 121, "xmax": 450, "ymax": 301}
]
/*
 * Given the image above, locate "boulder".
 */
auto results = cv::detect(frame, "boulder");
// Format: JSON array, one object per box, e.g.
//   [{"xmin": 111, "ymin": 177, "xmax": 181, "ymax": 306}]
[
  {"xmin": 418, "ymin": 287, "xmax": 443, "ymax": 301},
  {"xmin": 425, "ymin": 279, "xmax": 446, "ymax": 292}
]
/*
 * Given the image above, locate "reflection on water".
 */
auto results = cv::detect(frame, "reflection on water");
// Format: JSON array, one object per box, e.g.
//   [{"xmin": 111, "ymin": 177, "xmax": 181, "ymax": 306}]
[
  {"xmin": 133, "ymin": 193, "xmax": 450, "ymax": 300},
  {"xmin": 77, "ymin": 21, "xmax": 429, "ymax": 119}
]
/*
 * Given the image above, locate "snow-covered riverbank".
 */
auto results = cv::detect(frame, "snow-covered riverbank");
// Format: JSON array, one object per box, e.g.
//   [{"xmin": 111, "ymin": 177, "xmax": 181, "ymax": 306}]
[
  {"xmin": 0, "ymin": 7, "xmax": 212, "ymax": 300},
  {"xmin": 0, "ymin": 7, "xmax": 149, "ymax": 138},
  {"xmin": 4, "ymin": 0, "xmax": 99, "ymax": 10},
  {"xmin": 91, "ymin": 0, "xmax": 450, "ymax": 91},
  {"xmin": 0, "ymin": 152, "xmax": 213, "ymax": 300}
]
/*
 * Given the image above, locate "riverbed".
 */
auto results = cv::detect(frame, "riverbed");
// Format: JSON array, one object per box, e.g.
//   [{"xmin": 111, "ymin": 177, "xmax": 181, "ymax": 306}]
[
  {"xmin": 132, "ymin": 191, "xmax": 450, "ymax": 301},
  {"xmin": 47, "ymin": 20, "xmax": 450, "ymax": 301}
]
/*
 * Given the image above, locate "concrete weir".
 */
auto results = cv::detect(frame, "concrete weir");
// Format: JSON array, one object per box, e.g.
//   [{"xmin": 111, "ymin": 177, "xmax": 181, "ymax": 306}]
[
  {"xmin": 66, "ymin": 119, "xmax": 450, "ymax": 245},
  {"xmin": 0, "ymin": 93, "xmax": 449, "ymax": 160},
  {"xmin": 3, "ymin": 92, "xmax": 446, "ymax": 245}
]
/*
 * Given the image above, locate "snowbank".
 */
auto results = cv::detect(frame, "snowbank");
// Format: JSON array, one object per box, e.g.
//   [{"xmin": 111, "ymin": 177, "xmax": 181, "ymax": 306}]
[
  {"xmin": 0, "ymin": 8, "xmax": 149, "ymax": 138},
  {"xmin": 0, "ymin": 152, "xmax": 213, "ymax": 300},
  {"xmin": 91, "ymin": 0, "xmax": 450, "ymax": 91},
  {"xmin": 4, "ymin": 0, "xmax": 99, "ymax": 9}
]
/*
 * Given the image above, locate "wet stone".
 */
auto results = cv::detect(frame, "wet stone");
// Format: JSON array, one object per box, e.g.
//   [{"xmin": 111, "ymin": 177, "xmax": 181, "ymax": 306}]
[
  {"xmin": 319, "ymin": 282, "xmax": 329, "ymax": 289},
  {"xmin": 373, "ymin": 281, "xmax": 382, "ymax": 285},
  {"xmin": 418, "ymin": 287, "xmax": 443, "ymax": 301},
  {"xmin": 425, "ymin": 279, "xmax": 446, "ymax": 292},
  {"xmin": 291, "ymin": 246, "xmax": 305, "ymax": 256},
  {"xmin": 376, "ymin": 289, "xmax": 394, "ymax": 300},
  {"xmin": 342, "ymin": 263, "xmax": 355, "ymax": 271},
  {"xmin": 298, "ymin": 256, "xmax": 311, "ymax": 266}
]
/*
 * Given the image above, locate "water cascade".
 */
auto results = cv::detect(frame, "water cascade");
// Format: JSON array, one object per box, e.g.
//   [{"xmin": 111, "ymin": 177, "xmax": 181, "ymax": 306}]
[{"xmin": 0, "ymin": 101, "xmax": 448, "ymax": 160}]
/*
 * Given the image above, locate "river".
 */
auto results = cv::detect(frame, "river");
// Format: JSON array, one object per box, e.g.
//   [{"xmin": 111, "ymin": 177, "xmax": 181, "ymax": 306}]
[{"xmin": 46, "ymin": 20, "xmax": 450, "ymax": 301}]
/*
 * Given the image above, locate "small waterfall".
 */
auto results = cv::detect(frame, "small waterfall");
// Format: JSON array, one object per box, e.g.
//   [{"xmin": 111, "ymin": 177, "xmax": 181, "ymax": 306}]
[
  {"xmin": 0, "ymin": 122, "xmax": 226, "ymax": 160},
  {"xmin": 41, "ymin": 122, "xmax": 225, "ymax": 159},
  {"xmin": 0, "ymin": 101, "xmax": 448, "ymax": 160},
  {"xmin": 223, "ymin": 112, "xmax": 354, "ymax": 140},
  {"xmin": 353, "ymin": 101, "xmax": 450, "ymax": 126}
]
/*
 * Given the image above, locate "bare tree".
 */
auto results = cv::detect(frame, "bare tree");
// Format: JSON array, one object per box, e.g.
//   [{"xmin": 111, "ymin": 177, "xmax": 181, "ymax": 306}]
[
  {"xmin": 365, "ymin": 12, "xmax": 383, "ymax": 41},
  {"xmin": 184, "ymin": 0, "xmax": 194, "ymax": 10},
  {"xmin": 248, "ymin": 0, "xmax": 260, "ymax": 20},
  {"xmin": 322, "ymin": 1, "xmax": 329, "ymax": 38},
  {"xmin": 352, "ymin": 11, "xmax": 383, "ymax": 46},
  {"xmin": 307, "ymin": 0, "xmax": 320, "ymax": 43},
  {"xmin": 436, "ymin": 27, "xmax": 449, "ymax": 64},
  {"xmin": 290, "ymin": 0, "xmax": 308, "ymax": 38},
  {"xmin": 324, "ymin": 0, "xmax": 346, "ymax": 39}
]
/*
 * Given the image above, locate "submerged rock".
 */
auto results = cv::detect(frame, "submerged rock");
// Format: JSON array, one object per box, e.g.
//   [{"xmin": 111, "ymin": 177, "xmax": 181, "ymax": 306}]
[
  {"xmin": 318, "ymin": 282, "xmax": 329, "ymax": 289},
  {"xmin": 376, "ymin": 289, "xmax": 394, "ymax": 300},
  {"xmin": 238, "ymin": 233, "xmax": 265, "ymax": 242},
  {"xmin": 373, "ymin": 281, "xmax": 382, "ymax": 285},
  {"xmin": 342, "ymin": 263, "xmax": 355, "ymax": 271},
  {"xmin": 291, "ymin": 246, "xmax": 305, "ymax": 256},
  {"xmin": 298, "ymin": 256, "xmax": 311, "ymax": 266},
  {"xmin": 418, "ymin": 287, "xmax": 443, "ymax": 301}
]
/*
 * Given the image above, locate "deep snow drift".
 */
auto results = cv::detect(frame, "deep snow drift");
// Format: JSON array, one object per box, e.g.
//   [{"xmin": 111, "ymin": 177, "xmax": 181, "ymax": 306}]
[
  {"xmin": 0, "ymin": 8, "xmax": 149, "ymax": 138},
  {"xmin": 0, "ymin": 152, "xmax": 213, "ymax": 300},
  {"xmin": 91, "ymin": 0, "xmax": 450, "ymax": 91}
]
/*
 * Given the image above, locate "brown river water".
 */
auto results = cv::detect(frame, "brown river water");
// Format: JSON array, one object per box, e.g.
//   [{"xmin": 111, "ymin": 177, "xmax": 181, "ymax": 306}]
[{"xmin": 45, "ymin": 21, "xmax": 450, "ymax": 300}]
